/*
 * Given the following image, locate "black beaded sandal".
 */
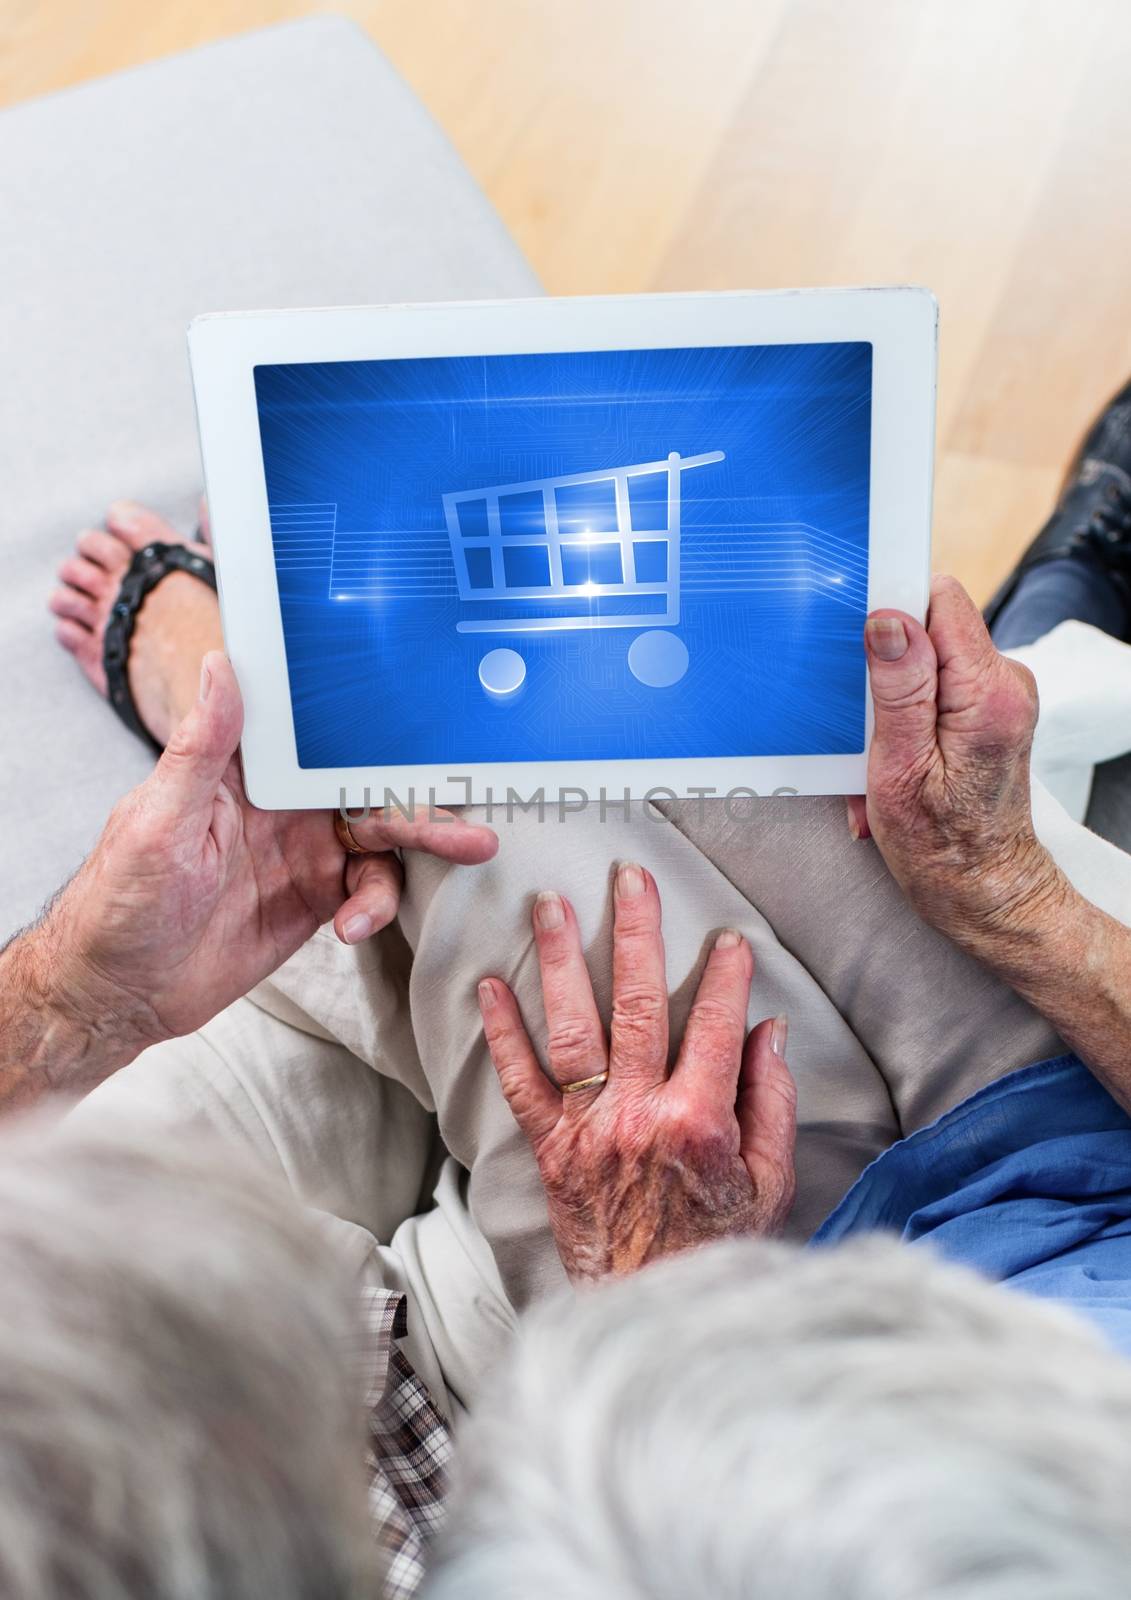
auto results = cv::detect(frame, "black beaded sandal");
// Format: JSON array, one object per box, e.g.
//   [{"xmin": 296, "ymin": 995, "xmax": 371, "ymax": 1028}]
[{"xmin": 103, "ymin": 540, "xmax": 217, "ymax": 752}]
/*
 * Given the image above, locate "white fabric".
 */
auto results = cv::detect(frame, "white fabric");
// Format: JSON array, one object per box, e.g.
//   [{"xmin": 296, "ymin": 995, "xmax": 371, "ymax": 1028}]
[{"xmin": 1009, "ymin": 621, "xmax": 1131, "ymax": 919}]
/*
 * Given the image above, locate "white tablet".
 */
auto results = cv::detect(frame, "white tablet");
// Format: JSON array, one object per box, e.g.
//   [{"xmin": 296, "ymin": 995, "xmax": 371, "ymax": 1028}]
[{"xmin": 188, "ymin": 288, "xmax": 936, "ymax": 811}]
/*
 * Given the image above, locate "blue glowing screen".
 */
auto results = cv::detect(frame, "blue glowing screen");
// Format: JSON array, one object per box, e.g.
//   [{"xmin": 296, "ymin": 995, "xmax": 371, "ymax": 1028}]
[{"xmin": 253, "ymin": 342, "xmax": 872, "ymax": 768}]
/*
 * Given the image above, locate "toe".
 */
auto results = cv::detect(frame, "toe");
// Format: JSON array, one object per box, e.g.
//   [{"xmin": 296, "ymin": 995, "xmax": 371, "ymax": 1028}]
[
  {"xmin": 53, "ymin": 616, "xmax": 107, "ymax": 694},
  {"xmin": 54, "ymin": 618, "xmax": 90, "ymax": 652},
  {"xmin": 57, "ymin": 556, "xmax": 110, "ymax": 598},
  {"xmin": 77, "ymin": 527, "xmax": 131, "ymax": 572},
  {"xmin": 49, "ymin": 587, "xmax": 98, "ymax": 628},
  {"xmin": 106, "ymin": 499, "xmax": 181, "ymax": 550}
]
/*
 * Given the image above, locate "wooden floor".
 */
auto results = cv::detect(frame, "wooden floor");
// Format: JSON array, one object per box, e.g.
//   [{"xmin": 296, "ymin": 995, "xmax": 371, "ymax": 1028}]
[{"xmin": 6, "ymin": 0, "xmax": 1131, "ymax": 601}]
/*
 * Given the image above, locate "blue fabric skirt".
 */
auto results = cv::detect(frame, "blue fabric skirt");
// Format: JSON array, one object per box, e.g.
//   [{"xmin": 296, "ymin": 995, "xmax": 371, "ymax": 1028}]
[{"xmin": 813, "ymin": 1055, "xmax": 1131, "ymax": 1357}]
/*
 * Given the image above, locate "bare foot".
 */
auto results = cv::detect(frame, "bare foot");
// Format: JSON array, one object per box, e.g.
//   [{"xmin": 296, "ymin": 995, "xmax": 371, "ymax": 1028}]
[{"xmin": 49, "ymin": 499, "xmax": 224, "ymax": 747}]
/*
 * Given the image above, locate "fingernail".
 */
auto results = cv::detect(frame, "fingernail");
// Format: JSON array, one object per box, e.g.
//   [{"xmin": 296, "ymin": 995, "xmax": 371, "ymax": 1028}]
[
  {"xmin": 342, "ymin": 913, "xmax": 372, "ymax": 944},
  {"xmin": 847, "ymin": 808, "xmax": 860, "ymax": 841},
  {"xmin": 535, "ymin": 891, "xmax": 565, "ymax": 930},
  {"xmin": 478, "ymin": 979, "xmax": 496, "ymax": 1010},
  {"xmin": 771, "ymin": 1014, "xmax": 788, "ymax": 1057},
  {"xmin": 108, "ymin": 499, "xmax": 141, "ymax": 532},
  {"xmin": 865, "ymin": 616, "xmax": 909, "ymax": 661},
  {"xmin": 715, "ymin": 928, "xmax": 742, "ymax": 949},
  {"xmin": 199, "ymin": 658, "xmax": 212, "ymax": 702},
  {"xmin": 616, "ymin": 861, "xmax": 646, "ymax": 899}
]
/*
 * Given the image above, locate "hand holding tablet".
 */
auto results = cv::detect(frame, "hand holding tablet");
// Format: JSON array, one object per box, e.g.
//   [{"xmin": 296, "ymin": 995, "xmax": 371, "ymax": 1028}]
[{"xmin": 188, "ymin": 288, "xmax": 936, "ymax": 809}]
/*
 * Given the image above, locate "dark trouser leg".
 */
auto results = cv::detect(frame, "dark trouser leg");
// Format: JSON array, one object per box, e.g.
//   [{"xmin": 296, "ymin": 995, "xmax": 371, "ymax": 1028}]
[{"xmin": 989, "ymin": 557, "xmax": 1128, "ymax": 650}]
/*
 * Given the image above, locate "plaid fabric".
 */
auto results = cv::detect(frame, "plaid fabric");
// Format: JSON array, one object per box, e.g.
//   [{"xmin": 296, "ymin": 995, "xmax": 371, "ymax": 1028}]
[{"xmin": 360, "ymin": 1285, "xmax": 454, "ymax": 1599}]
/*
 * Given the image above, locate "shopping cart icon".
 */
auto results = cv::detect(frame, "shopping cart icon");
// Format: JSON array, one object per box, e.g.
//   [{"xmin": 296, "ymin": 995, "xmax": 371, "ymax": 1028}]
[{"xmin": 442, "ymin": 449, "xmax": 724, "ymax": 693}]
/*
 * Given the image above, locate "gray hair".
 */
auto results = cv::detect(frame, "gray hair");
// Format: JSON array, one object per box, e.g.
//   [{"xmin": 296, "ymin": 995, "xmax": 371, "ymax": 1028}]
[
  {"xmin": 430, "ymin": 1237, "xmax": 1131, "ymax": 1600},
  {"xmin": 0, "ymin": 1118, "xmax": 369, "ymax": 1599}
]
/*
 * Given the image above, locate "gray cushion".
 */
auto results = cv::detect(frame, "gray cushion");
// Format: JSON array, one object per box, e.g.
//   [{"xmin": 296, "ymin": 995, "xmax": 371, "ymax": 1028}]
[
  {"xmin": 0, "ymin": 18, "xmax": 538, "ymax": 938},
  {"xmin": 1086, "ymin": 758, "xmax": 1131, "ymax": 855}
]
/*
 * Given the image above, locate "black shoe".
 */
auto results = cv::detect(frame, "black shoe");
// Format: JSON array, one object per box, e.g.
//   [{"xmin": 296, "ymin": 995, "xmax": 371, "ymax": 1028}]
[{"xmin": 983, "ymin": 376, "xmax": 1131, "ymax": 638}]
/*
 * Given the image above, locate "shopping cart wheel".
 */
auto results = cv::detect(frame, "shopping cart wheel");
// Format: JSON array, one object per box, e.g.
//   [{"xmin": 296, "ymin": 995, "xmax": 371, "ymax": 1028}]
[
  {"xmin": 478, "ymin": 647, "xmax": 527, "ymax": 697},
  {"xmin": 627, "ymin": 630, "xmax": 689, "ymax": 688}
]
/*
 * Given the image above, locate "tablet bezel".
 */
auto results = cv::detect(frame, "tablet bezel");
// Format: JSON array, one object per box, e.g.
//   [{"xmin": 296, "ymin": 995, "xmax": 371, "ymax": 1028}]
[{"xmin": 188, "ymin": 287, "xmax": 936, "ymax": 810}]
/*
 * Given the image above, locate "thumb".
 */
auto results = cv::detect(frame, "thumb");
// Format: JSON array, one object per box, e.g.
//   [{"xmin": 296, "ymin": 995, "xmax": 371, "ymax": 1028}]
[
  {"xmin": 737, "ymin": 1017, "xmax": 797, "ymax": 1230},
  {"xmin": 864, "ymin": 609, "xmax": 940, "ymax": 785},
  {"xmin": 149, "ymin": 652, "xmax": 244, "ymax": 819}
]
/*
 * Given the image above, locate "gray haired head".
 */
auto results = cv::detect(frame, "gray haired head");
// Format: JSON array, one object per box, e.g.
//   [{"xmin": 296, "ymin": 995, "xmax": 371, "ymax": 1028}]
[
  {"xmin": 0, "ymin": 1119, "xmax": 369, "ymax": 1599},
  {"xmin": 429, "ymin": 1236, "xmax": 1131, "ymax": 1600}
]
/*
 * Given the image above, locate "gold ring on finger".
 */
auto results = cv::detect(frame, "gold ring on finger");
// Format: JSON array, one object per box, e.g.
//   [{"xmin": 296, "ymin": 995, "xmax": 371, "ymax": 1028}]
[
  {"xmin": 560, "ymin": 1070, "xmax": 610, "ymax": 1096},
  {"xmin": 334, "ymin": 811, "xmax": 371, "ymax": 856}
]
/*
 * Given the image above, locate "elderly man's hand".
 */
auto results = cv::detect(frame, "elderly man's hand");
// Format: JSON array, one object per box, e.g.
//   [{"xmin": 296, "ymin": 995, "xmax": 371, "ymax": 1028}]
[
  {"xmin": 478, "ymin": 865, "xmax": 796, "ymax": 1284},
  {"xmin": 848, "ymin": 575, "xmax": 1067, "ymax": 946},
  {"xmin": 25, "ymin": 652, "xmax": 496, "ymax": 1068}
]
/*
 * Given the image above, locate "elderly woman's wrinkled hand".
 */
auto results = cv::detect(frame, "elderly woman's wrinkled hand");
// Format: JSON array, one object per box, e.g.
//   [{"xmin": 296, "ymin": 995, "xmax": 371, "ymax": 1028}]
[
  {"xmin": 849, "ymin": 575, "xmax": 1068, "ymax": 947},
  {"xmin": 26, "ymin": 652, "xmax": 497, "ymax": 1067},
  {"xmin": 478, "ymin": 865, "xmax": 796, "ymax": 1284}
]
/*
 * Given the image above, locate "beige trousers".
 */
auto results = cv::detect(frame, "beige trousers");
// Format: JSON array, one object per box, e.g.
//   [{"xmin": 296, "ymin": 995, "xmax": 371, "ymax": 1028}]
[{"xmin": 68, "ymin": 621, "xmax": 1131, "ymax": 1415}]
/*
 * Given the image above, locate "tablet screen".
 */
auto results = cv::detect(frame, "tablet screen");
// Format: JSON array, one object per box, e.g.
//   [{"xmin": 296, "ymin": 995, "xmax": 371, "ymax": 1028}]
[{"xmin": 253, "ymin": 342, "xmax": 872, "ymax": 770}]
